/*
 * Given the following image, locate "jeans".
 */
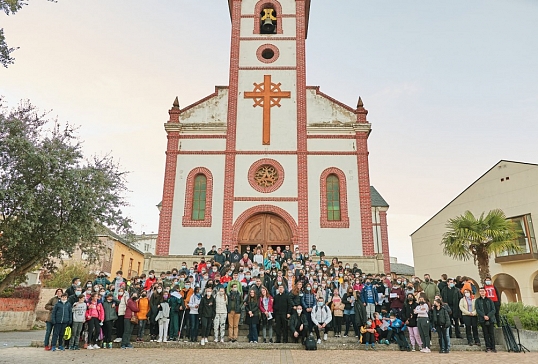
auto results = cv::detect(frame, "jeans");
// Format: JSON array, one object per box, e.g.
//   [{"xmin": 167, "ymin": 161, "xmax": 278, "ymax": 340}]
[
  {"xmin": 190, "ymin": 314, "xmax": 199, "ymax": 341},
  {"xmin": 344, "ymin": 313, "xmax": 358, "ymax": 336},
  {"xmin": 449, "ymin": 314, "xmax": 461, "ymax": 338},
  {"xmin": 417, "ymin": 317, "xmax": 431, "ymax": 349},
  {"xmin": 249, "ymin": 321, "xmax": 259, "ymax": 342},
  {"xmin": 365, "ymin": 303, "xmax": 375, "ymax": 319},
  {"xmin": 362, "ymin": 331, "xmax": 375, "ymax": 345},
  {"xmin": 87, "ymin": 317, "xmax": 100, "ymax": 345},
  {"xmin": 44, "ymin": 321, "xmax": 53, "ymax": 346},
  {"xmin": 200, "ymin": 316, "xmax": 212, "ymax": 338},
  {"xmin": 436, "ymin": 325, "xmax": 449, "ymax": 351},
  {"xmin": 121, "ymin": 318, "xmax": 134, "ymax": 347},
  {"xmin": 137, "ymin": 319, "xmax": 147, "ymax": 339},
  {"xmin": 69, "ymin": 322, "xmax": 84, "ymax": 347},
  {"xmin": 51, "ymin": 323, "xmax": 67, "ymax": 348},
  {"xmin": 333, "ymin": 316, "xmax": 343, "ymax": 334}
]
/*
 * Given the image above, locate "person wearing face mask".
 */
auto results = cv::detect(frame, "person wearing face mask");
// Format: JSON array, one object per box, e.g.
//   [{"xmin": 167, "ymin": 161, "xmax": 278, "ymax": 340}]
[
  {"xmin": 101, "ymin": 293, "xmax": 119, "ymax": 348},
  {"xmin": 342, "ymin": 288, "xmax": 359, "ymax": 338},
  {"xmin": 312, "ymin": 297, "xmax": 332, "ymax": 344},
  {"xmin": 179, "ymin": 282, "xmax": 194, "ymax": 341},
  {"xmin": 188, "ymin": 287, "xmax": 202, "ymax": 342},
  {"xmin": 198, "ymin": 287, "xmax": 216, "ymax": 345},
  {"xmin": 86, "ymin": 292, "xmax": 105, "ymax": 350},
  {"xmin": 156, "ymin": 292, "xmax": 171, "ymax": 343},
  {"xmin": 69, "ymin": 294, "xmax": 87, "ymax": 350},
  {"xmin": 483, "ymin": 275, "xmax": 501, "ymax": 327},
  {"xmin": 413, "ymin": 294, "xmax": 431, "ymax": 353},
  {"xmin": 289, "ymin": 304, "xmax": 309, "ymax": 345},
  {"xmin": 360, "ymin": 318, "xmax": 377, "ymax": 350},
  {"xmin": 144, "ymin": 270, "xmax": 157, "ymax": 291},
  {"xmin": 328, "ymin": 289, "xmax": 344, "ymax": 337},
  {"xmin": 93, "ymin": 271, "xmax": 111, "ymax": 288},
  {"xmin": 148, "ymin": 286, "xmax": 164, "ymax": 342},
  {"xmin": 419, "ymin": 274, "xmax": 440, "ymax": 305},
  {"xmin": 67, "ymin": 285, "xmax": 83, "ymax": 305},
  {"xmin": 167, "ymin": 289, "xmax": 185, "ymax": 342},
  {"xmin": 387, "ymin": 312, "xmax": 411, "ymax": 351},
  {"xmin": 389, "ymin": 279, "xmax": 405, "ymax": 317},
  {"xmin": 402, "ymin": 294, "xmax": 422, "ymax": 351},
  {"xmin": 121, "ymin": 292, "xmax": 139, "ymax": 349},
  {"xmin": 226, "ymin": 283, "xmax": 242, "ymax": 342},
  {"xmin": 112, "ymin": 270, "xmax": 127, "ymax": 294},
  {"xmin": 213, "ymin": 287, "xmax": 228, "ymax": 343},
  {"xmin": 475, "ymin": 287, "xmax": 497, "ymax": 353},
  {"xmin": 113, "ymin": 286, "xmax": 128, "ymax": 344},
  {"xmin": 360, "ymin": 279, "xmax": 379, "ymax": 320},
  {"xmin": 441, "ymin": 278, "xmax": 463, "ymax": 339},
  {"xmin": 50, "ymin": 293, "xmax": 72, "ymax": 351},
  {"xmin": 302, "ymin": 283, "xmax": 317, "ymax": 333},
  {"xmin": 431, "ymin": 298, "xmax": 450, "ymax": 353},
  {"xmin": 459, "ymin": 289, "xmax": 481, "ymax": 347}
]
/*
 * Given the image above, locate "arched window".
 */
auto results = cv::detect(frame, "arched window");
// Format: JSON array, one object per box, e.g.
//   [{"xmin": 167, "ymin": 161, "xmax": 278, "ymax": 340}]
[
  {"xmin": 183, "ymin": 167, "xmax": 213, "ymax": 227},
  {"xmin": 326, "ymin": 174, "xmax": 341, "ymax": 221},
  {"xmin": 191, "ymin": 174, "xmax": 207, "ymax": 221},
  {"xmin": 254, "ymin": 0, "xmax": 283, "ymax": 35},
  {"xmin": 320, "ymin": 168, "xmax": 349, "ymax": 228}
]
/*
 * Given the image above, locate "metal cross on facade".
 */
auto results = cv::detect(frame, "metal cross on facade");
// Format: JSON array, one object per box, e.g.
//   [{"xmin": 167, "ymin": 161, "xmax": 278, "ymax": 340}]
[{"xmin": 244, "ymin": 75, "xmax": 291, "ymax": 145}]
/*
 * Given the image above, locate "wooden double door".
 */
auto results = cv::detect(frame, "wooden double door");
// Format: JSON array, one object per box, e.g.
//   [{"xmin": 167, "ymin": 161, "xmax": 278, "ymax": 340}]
[{"xmin": 238, "ymin": 213, "xmax": 292, "ymax": 254}]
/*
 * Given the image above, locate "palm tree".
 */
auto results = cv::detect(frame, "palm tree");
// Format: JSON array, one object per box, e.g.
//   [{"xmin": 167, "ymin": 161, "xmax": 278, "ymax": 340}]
[{"xmin": 441, "ymin": 209, "xmax": 523, "ymax": 284}]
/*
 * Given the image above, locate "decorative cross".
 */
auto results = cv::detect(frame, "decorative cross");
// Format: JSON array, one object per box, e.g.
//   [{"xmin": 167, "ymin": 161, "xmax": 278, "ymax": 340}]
[{"xmin": 244, "ymin": 75, "xmax": 291, "ymax": 145}]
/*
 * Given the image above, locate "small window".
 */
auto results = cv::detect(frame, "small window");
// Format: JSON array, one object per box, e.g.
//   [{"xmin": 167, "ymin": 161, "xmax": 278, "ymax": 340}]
[
  {"xmin": 326, "ymin": 174, "xmax": 341, "ymax": 221},
  {"xmin": 260, "ymin": 8, "xmax": 277, "ymax": 34},
  {"xmin": 191, "ymin": 174, "xmax": 207, "ymax": 220}
]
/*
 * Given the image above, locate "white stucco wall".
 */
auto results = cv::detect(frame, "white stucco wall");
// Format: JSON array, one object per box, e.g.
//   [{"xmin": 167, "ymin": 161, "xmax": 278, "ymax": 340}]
[
  {"xmin": 180, "ymin": 88, "xmax": 228, "ymax": 124},
  {"xmin": 239, "ymin": 40, "xmax": 297, "ymax": 67},
  {"xmin": 411, "ymin": 161, "xmax": 538, "ymax": 305},
  {"xmin": 306, "ymin": 88, "xmax": 356, "ymax": 124},
  {"xmin": 233, "ymin": 201, "xmax": 298, "ymax": 223},
  {"xmin": 179, "ymin": 139, "xmax": 226, "ymax": 151},
  {"xmin": 169, "ymin": 155, "xmax": 226, "ymax": 255},
  {"xmin": 307, "ymin": 139, "xmax": 356, "ymax": 152},
  {"xmin": 307, "ymin": 155, "xmax": 363, "ymax": 256}
]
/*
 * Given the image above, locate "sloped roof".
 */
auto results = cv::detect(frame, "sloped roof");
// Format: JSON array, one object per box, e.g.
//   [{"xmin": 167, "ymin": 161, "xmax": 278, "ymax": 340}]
[
  {"xmin": 391, "ymin": 262, "xmax": 415, "ymax": 276},
  {"xmin": 370, "ymin": 186, "xmax": 389, "ymax": 207},
  {"xmin": 410, "ymin": 160, "xmax": 538, "ymax": 236}
]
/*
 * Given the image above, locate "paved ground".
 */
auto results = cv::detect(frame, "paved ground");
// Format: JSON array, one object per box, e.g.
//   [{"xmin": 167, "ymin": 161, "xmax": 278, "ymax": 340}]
[
  {"xmin": 0, "ymin": 347, "xmax": 536, "ymax": 364},
  {"xmin": 0, "ymin": 330, "xmax": 45, "ymax": 349}
]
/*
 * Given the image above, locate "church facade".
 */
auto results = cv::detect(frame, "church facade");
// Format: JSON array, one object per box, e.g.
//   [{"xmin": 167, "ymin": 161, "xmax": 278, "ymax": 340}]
[{"xmin": 156, "ymin": 0, "xmax": 391, "ymax": 270}]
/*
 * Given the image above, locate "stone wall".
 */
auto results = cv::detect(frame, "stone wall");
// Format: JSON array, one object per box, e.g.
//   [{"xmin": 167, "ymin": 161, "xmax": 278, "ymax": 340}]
[
  {"xmin": 0, "ymin": 298, "xmax": 37, "ymax": 331},
  {"xmin": 35, "ymin": 288, "xmax": 58, "ymax": 322},
  {"xmin": 143, "ymin": 254, "xmax": 385, "ymax": 274}
]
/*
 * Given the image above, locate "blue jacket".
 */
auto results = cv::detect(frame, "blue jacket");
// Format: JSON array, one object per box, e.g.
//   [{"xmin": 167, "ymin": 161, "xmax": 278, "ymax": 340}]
[
  {"xmin": 51, "ymin": 301, "xmax": 72, "ymax": 325},
  {"xmin": 388, "ymin": 318, "xmax": 406, "ymax": 332},
  {"xmin": 360, "ymin": 284, "xmax": 378, "ymax": 305},
  {"xmin": 301, "ymin": 292, "xmax": 316, "ymax": 309}
]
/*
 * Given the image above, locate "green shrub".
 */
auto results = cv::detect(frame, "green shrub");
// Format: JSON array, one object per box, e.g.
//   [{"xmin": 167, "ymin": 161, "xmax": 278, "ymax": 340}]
[
  {"xmin": 41, "ymin": 263, "xmax": 96, "ymax": 289},
  {"xmin": 500, "ymin": 302, "xmax": 538, "ymax": 331}
]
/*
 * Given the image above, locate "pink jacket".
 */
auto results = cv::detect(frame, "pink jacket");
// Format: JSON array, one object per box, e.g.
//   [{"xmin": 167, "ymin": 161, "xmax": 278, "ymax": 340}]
[
  {"xmin": 259, "ymin": 296, "xmax": 274, "ymax": 313},
  {"xmin": 86, "ymin": 302, "xmax": 104, "ymax": 321}
]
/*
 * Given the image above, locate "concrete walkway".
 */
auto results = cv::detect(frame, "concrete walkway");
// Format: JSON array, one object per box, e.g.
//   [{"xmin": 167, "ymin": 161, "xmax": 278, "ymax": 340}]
[{"xmin": 0, "ymin": 330, "xmax": 45, "ymax": 349}]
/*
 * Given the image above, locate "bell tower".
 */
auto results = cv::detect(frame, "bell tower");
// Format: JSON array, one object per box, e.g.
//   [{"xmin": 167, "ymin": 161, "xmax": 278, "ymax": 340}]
[{"xmin": 221, "ymin": 0, "xmax": 311, "ymax": 249}]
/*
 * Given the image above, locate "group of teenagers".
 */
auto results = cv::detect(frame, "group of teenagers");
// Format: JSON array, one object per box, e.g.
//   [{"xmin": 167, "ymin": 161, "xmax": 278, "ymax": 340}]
[{"xmin": 43, "ymin": 243, "xmax": 503, "ymax": 354}]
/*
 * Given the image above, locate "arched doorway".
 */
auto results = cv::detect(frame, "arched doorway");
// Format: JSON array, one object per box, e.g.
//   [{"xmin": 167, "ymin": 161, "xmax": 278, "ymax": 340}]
[
  {"xmin": 237, "ymin": 213, "xmax": 292, "ymax": 253},
  {"xmin": 493, "ymin": 273, "xmax": 522, "ymax": 303}
]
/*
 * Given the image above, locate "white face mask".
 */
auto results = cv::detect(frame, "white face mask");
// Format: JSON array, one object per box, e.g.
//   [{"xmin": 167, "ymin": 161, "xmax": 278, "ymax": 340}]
[{"xmin": 465, "ymin": 292, "xmax": 471, "ymax": 298}]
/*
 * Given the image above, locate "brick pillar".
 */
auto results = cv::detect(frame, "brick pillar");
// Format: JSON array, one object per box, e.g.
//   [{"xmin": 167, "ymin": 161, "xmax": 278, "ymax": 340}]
[
  {"xmin": 296, "ymin": 0, "xmax": 309, "ymax": 252},
  {"xmin": 355, "ymin": 101, "xmax": 374, "ymax": 256},
  {"xmin": 379, "ymin": 208, "xmax": 391, "ymax": 272},
  {"xmin": 156, "ymin": 100, "xmax": 181, "ymax": 256}
]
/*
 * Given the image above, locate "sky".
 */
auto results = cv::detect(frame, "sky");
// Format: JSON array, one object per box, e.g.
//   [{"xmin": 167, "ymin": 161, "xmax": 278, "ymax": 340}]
[{"xmin": 1, "ymin": 0, "xmax": 537, "ymax": 266}]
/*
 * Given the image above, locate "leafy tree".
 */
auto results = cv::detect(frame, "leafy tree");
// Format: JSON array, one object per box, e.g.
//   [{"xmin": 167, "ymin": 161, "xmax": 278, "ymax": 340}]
[
  {"xmin": 0, "ymin": 99, "xmax": 132, "ymax": 292},
  {"xmin": 441, "ymin": 209, "xmax": 522, "ymax": 284},
  {"xmin": 0, "ymin": 0, "xmax": 56, "ymax": 67}
]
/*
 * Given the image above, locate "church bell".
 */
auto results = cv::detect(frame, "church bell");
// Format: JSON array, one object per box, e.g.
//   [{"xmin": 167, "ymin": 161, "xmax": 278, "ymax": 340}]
[{"xmin": 261, "ymin": 8, "xmax": 277, "ymax": 34}]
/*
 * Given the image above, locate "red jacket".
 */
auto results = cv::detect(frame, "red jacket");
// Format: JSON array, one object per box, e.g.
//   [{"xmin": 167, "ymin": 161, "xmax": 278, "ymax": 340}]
[
  {"xmin": 86, "ymin": 301, "xmax": 105, "ymax": 321},
  {"xmin": 144, "ymin": 277, "xmax": 157, "ymax": 291},
  {"xmin": 124, "ymin": 298, "xmax": 140, "ymax": 319},
  {"xmin": 259, "ymin": 296, "xmax": 274, "ymax": 314}
]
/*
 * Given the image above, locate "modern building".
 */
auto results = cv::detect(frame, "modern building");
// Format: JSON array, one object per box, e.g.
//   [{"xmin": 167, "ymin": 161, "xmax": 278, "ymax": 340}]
[
  {"xmin": 411, "ymin": 160, "xmax": 538, "ymax": 305},
  {"xmin": 132, "ymin": 233, "xmax": 158, "ymax": 255},
  {"xmin": 155, "ymin": 0, "xmax": 392, "ymax": 271}
]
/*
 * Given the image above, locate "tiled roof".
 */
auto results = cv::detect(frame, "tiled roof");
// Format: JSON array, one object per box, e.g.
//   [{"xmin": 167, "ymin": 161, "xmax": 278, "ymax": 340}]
[
  {"xmin": 391, "ymin": 262, "xmax": 415, "ymax": 276},
  {"xmin": 370, "ymin": 186, "xmax": 389, "ymax": 207}
]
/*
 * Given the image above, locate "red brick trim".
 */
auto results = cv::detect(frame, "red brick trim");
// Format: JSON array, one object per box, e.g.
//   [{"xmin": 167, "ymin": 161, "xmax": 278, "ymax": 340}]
[
  {"xmin": 156, "ymin": 105, "xmax": 181, "ymax": 256},
  {"xmin": 307, "ymin": 135, "xmax": 356, "ymax": 139},
  {"xmin": 239, "ymin": 66, "xmax": 296, "ymax": 70},
  {"xmin": 253, "ymin": 0, "xmax": 284, "ymax": 35},
  {"xmin": 319, "ymin": 168, "xmax": 350, "ymax": 228},
  {"xmin": 182, "ymin": 167, "xmax": 213, "ymax": 227},
  {"xmin": 174, "ymin": 151, "xmax": 357, "ymax": 155},
  {"xmin": 307, "ymin": 86, "xmax": 358, "ymax": 114},
  {"xmin": 248, "ymin": 158, "xmax": 285, "ymax": 193},
  {"xmin": 256, "ymin": 44, "xmax": 280, "ymax": 63},
  {"xmin": 179, "ymin": 86, "xmax": 227, "ymax": 114},
  {"xmin": 295, "ymin": 0, "xmax": 309, "ymax": 252},
  {"xmin": 232, "ymin": 205, "xmax": 298, "ymax": 244},
  {"xmin": 379, "ymin": 210, "xmax": 391, "ymax": 273},
  {"xmin": 234, "ymin": 197, "xmax": 298, "ymax": 202},
  {"xmin": 240, "ymin": 37, "xmax": 297, "ymax": 41},
  {"xmin": 179, "ymin": 135, "xmax": 226, "ymax": 139},
  {"xmin": 356, "ymin": 133, "xmax": 374, "ymax": 256},
  {"xmin": 222, "ymin": 0, "xmax": 242, "ymax": 247},
  {"xmin": 241, "ymin": 14, "xmax": 295, "ymax": 18},
  {"xmin": 0, "ymin": 298, "xmax": 37, "ymax": 311}
]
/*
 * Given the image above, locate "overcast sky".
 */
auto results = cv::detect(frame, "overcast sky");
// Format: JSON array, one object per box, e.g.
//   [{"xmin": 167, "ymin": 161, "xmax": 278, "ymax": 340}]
[{"xmin": 2, "ymin": 1, "xmax": 537, "ymax": 266}]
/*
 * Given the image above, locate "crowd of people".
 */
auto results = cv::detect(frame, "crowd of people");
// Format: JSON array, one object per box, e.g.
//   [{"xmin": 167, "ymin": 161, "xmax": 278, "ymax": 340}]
[{"xmin": 43, "ymin": 243, "xmax": 502, "ymax": 354}]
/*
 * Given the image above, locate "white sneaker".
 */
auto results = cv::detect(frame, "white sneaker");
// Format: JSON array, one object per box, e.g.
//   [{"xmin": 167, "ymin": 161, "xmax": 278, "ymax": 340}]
[
  {"xmin": 163, "ymin": 339, "xmax": 168, "ymax": 343},
  {"xmin": 93, "ymin": 344, "xmax": 100, "ymax": 349},
  {"xmin": 157, "ymin": 337, "xmax": 162, "ymax": 343},
  {"xmin": 87, "ymin": 345, "xmax": 93, "ymax": 350},
  {"xmin": 220, "ymin": 339, "xmax": 224, "ymax": 343},
  {"xmin": 323, "ymin": 333, "xmax": 328, "ymax": 341},
  {"xmin": 317, "ymin": 339, "xmax": 322, "ymax": 344},
  {"xmin": 204, "ymin": 338, "xmax": 208, "ymax": 344},
  {"xmin": 201, "ymin": 339, "xmax": 205, "ymax": 346},
  {"xmin": 214, "ymin": 338, "xmax": 218, "ymax": 343},
  {"xmin": 113, "ymin": 338, "xmax": 122, "ymax": 343}
]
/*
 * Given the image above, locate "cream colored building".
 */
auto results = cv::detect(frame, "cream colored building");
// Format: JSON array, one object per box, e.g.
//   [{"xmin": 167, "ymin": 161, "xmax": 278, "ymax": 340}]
[{"xmin": 411, "ymin": 160, "xmax": 538, "ymax": 306}]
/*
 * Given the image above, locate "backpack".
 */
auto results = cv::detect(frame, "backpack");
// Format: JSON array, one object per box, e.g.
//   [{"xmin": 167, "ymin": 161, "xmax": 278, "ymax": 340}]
[
  {"xmin": 305, "ymin": 334, "xmax": 317, "ymax": 351},
  {"xmin": 63, "ymin": 326, "xmax": 72, "ymax": 341}
]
